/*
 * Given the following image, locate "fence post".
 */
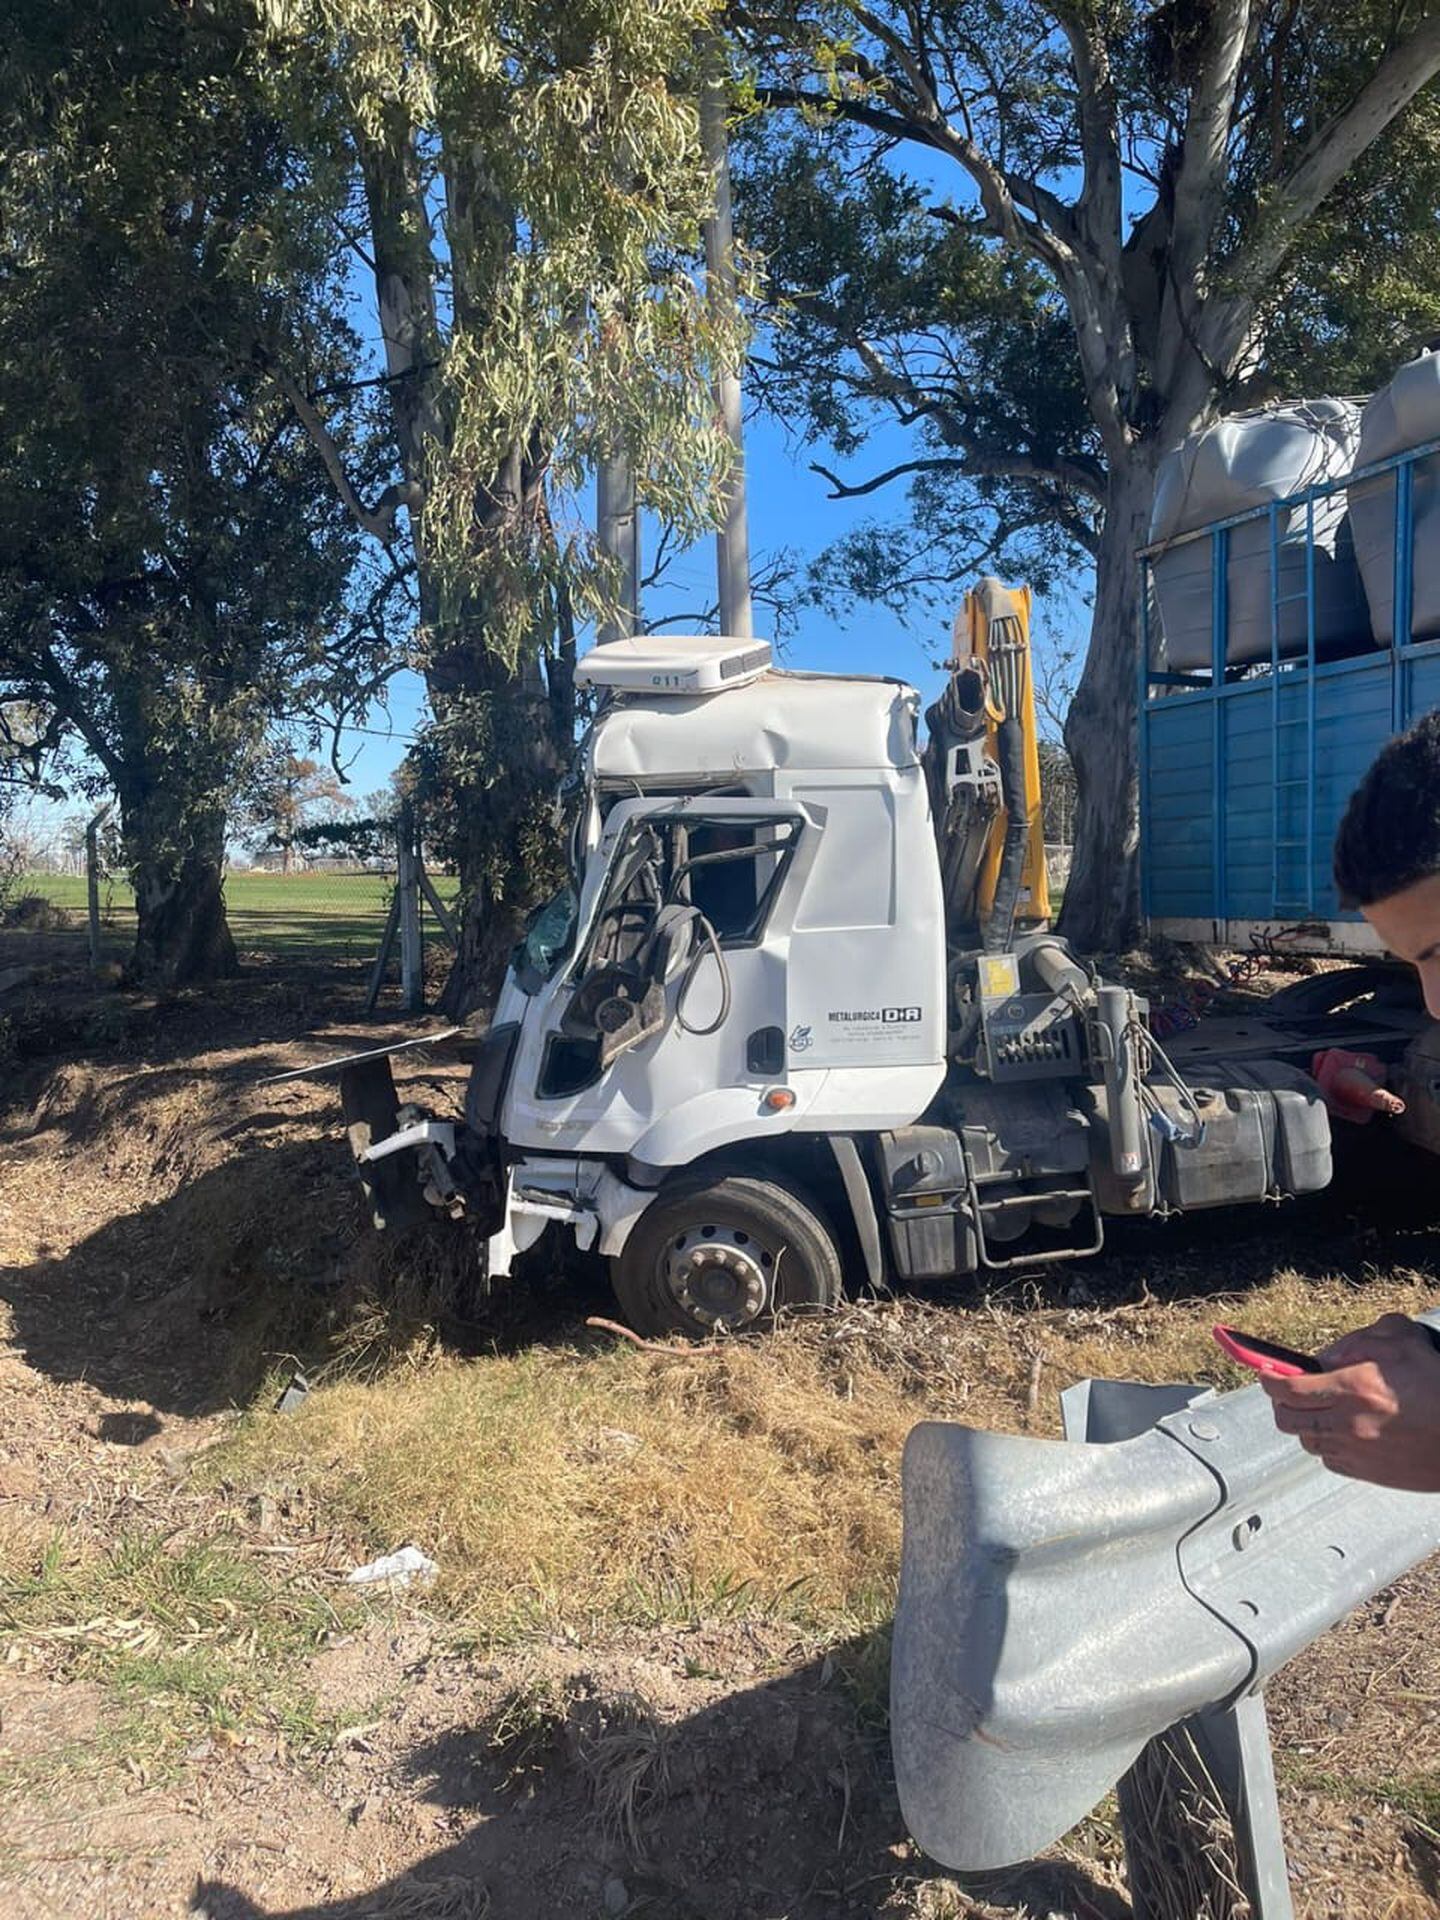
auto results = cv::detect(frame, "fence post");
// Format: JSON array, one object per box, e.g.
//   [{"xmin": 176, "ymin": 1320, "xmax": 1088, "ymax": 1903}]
[
  {"xmin": 398, "ymin": 802, "xmax": 424, "ymax": 1013},
  {"xmin": 85, "ymin": 802, "xmax": 112, "ymax": 975}
]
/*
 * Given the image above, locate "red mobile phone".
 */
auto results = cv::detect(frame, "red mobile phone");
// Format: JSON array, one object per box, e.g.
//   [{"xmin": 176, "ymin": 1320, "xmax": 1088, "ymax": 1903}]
[{"xmin": 1212, "ymin": 1324, "xmax": 1324, "ymax": 1378}]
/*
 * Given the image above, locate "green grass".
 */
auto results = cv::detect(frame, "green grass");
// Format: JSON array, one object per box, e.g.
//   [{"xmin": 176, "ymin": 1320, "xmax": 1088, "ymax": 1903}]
[
  {"xmin": 0, "ymin": 1525, "xmax": 358, "ymax": 1779},
  {"xmin": 1279, "ymin": 1753, "xmax": 1440, "ymax": 1829},
  {"xmin": 13, "ymin": 868, "xmax": 459, "ymax": 962}
]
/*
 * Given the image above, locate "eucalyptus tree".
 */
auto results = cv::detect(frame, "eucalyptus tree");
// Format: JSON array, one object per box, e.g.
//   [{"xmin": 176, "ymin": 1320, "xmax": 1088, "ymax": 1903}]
[
  {"xmin": 0, "ymin": 0, "xmax": 381, "ymax": 982},
  {"xmin": 734, "ymin": 2, "xmax": 1440, "ymax": 946},
  {"xmin": 260, "ymin": 0, "xmax": 748, "ymax": 1008}
]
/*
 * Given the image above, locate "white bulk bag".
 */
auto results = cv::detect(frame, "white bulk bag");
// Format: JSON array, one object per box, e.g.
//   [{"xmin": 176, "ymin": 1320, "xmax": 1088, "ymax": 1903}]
[
  {"xmin": 1348, "ymin": 349, "xmax": 1440, "ymax": 646},
  {"xmin": 1149, "ymin": 400, "xmax": 1367, "ymax": 671}
]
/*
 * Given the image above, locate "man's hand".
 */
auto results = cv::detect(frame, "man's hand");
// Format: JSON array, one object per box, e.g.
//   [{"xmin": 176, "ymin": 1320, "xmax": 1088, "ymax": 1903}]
[{"xmin": 1259, "ymin": 1314, "xmax": 1440, "ymax": 1492}]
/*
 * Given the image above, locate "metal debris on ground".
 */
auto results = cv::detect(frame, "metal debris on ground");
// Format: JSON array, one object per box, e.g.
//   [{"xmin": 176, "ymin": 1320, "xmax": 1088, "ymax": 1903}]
[{"xmin": 273, "ymin": 1369, "xmax": 311, "ymax": 1414}]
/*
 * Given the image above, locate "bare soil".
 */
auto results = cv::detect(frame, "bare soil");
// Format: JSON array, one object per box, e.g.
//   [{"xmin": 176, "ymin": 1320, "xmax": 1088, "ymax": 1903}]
[{"xmin": 3, "ymin": 947, "xmax": 1440, "ymax": 1919}]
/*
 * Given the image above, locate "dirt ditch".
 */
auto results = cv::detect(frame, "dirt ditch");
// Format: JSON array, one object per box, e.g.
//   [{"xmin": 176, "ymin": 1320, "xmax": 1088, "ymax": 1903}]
[{"xmin": 3, "ymin": 970, "xmax": 1440, "ymax": 1918}]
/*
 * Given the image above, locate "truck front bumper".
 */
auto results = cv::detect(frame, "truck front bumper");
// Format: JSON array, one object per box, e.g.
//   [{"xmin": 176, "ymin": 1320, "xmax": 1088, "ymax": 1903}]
[{"xmin": 483, "ymin": 1158, "xmax": 659, "ymax": 1279}]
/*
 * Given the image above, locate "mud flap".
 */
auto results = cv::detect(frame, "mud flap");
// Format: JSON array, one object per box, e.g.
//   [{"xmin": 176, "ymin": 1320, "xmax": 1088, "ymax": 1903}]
[{"xmin": 340, "ymin": 1057, "xmax": 431, "ymax": 1232}]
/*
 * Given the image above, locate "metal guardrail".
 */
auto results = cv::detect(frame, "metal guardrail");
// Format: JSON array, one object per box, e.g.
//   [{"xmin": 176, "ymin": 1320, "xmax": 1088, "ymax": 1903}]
[{"xmin": 890, "ymin": 1329, "xmax": 1440, "ymax": 1914}]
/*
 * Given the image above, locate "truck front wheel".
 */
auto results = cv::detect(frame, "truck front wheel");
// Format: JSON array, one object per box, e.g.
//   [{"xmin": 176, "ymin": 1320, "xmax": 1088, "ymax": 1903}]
[{"xmin": 610, "ymin": 1174, "xmax": 843, "ymax": 1339}]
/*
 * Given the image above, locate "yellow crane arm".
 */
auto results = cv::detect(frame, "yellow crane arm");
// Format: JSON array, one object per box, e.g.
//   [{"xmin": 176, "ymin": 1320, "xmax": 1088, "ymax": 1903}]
[{"xmin": 963, "ymin": 578, "xmax": 1052, "ymax": 929}]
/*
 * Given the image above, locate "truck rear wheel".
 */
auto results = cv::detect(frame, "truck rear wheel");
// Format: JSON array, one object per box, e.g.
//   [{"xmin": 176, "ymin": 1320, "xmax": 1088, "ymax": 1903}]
[
  {"xmin": 1263, "ymin": 963, "xmax": 1420, "ymax": 1020},
  {"xmin": 610, "ymin": 1174, "xmax": 843, "ymax": 1339}
]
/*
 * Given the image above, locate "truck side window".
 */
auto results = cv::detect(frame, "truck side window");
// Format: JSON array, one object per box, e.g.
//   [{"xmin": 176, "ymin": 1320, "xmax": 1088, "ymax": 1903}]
[
  {"xmin": 686, "ymin": 824, "xmax": 758, "ymax": 937},
  {"xmin": 512, "ymin": 885, "xmax": 579, "ymax": 994},
  {"xmin": 680, "ymin": 818, "xmax": 797, "ymax": 944}
]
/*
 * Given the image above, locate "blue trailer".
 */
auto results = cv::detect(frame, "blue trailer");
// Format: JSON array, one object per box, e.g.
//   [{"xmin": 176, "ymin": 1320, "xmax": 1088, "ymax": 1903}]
[{"xmin": 1139, "ymin": 438, "xmax": 1440, "ymax": 957}]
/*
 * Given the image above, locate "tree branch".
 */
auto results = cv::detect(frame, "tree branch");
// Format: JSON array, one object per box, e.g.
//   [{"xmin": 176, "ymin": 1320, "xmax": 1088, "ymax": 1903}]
[
  {"xmin": 849, "ymin": 3, "xmax": 1142, "ymax": 449},
  {"xmin": 270, "ymin": 365, "xmax": 424, "ymax": 544},
  {"xmin": 811, "ymin": 449, "xmax": 1106, "ymax": 504},
  {"xmin": 1046, "ymin": 1, "xmax": 1142, "ymax": 436},
  {"xmin": 754, "ymin": 9, "xmax": 1134, "ymax": 452},
  {"xmin": 753, "ymin": 83, "xmax": 951, "ymax": 150},
  {"xmin": 1051, "ymin": 0, "xmax": 1124, "ymax": 256},
  {"xmin": 33, "ymin": 645, "xmax": 124, "ymax": 785},
  {"xmin": 843, "ymin": 335, "xmax": 1108, "ymax": 499},
  {"xmin": 1155, "ymin": 0, "xmax": 1255, "ymax": 396},
  {"xmin": 1202, "ymin": 8, "xmax": 1440, "ymax": 372},
  {"xmin": 846, "ymin": 0, "xmax": 1079, "ymax": 263}
]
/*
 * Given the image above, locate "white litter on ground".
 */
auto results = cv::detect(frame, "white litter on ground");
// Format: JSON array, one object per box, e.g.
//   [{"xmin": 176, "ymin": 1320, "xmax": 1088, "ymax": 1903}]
[{"xmin": 344, "ymin": 1545, "xmax": 438, "ymax": 1589}]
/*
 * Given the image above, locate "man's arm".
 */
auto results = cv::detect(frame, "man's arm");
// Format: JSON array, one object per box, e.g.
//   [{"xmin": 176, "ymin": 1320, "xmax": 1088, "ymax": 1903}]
[{"xmin": 1259, "ymin": 1313, "xmax": 1440, "ymax": 1492}]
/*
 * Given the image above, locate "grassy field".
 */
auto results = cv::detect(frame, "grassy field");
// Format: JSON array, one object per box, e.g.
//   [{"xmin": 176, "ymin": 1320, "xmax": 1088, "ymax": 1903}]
[{"xmin": 14, "ymin": 867, "xmax": 459, "ymax": 962}]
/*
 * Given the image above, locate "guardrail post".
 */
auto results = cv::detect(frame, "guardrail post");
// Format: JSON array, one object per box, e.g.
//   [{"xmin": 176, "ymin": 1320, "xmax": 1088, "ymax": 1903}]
[{"xmin": 1064, "ymin": 1381, "xmax": 1294, "ymax": 1919}]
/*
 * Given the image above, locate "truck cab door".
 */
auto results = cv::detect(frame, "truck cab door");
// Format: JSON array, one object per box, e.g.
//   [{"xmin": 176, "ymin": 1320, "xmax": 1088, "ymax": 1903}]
[{"xmin": 502, "ymin": 795, "xmax": 821, "ymax": 1158}]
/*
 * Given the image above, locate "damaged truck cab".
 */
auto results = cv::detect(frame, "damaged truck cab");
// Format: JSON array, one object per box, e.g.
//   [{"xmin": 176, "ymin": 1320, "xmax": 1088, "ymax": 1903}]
[{"xmin": 348, "ymin": 605, "xmax": 1332, "ymax": 1338}]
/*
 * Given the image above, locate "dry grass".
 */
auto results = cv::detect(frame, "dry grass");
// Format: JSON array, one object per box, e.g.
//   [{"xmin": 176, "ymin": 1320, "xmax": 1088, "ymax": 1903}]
[
  {"xmin": 1120, "ymin": 1726, "xmax": 1247, "ymax": 1919},
  {"xmin": 484, "ymin": 1673, "xmax": 672, "ymax": 1856},
  {"xmin": 210, "ymin": 1330, "xmax": 922, "ymax": 1636},
  {"xmin": 206, "ymin": 1268, "xmax": 1440, "ymax": 1646},
  {"xmin": 6, "ymin": 1003, "xmax": 1440, "ymax": 1915},
  {"xmin": 326, "ymin": 1875, "xmax": 490, "ymax": 1919},
  {"xmin": 568, "ymin": 1689, "xmax": 672, "ymax": 1858}
]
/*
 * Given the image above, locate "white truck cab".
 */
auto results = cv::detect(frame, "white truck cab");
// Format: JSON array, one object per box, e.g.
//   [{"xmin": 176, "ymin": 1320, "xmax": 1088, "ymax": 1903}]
[{"xmin": 345, "ymin": 627, "xmax": 1332, "ymax": 1338}]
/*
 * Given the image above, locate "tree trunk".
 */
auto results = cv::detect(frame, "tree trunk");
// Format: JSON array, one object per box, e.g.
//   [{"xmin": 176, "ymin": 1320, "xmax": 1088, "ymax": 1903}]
[
  {"xmin": 431, "ymin": 621, "xmax": 572, "ymax": 1019},
  {"xmin": 126, "ymin": 800, "xmax": 238, "ymax": 986},
  {"xmin": 1057, "ymin": 446, "xmax": 1159, "ymax": 953}
]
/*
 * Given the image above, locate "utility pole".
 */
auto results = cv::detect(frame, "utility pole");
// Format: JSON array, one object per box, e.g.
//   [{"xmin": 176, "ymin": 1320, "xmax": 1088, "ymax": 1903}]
[
  {"xmin": 597, "ymin": 450, "xmax": 639, "ymax": 642},
  {"xmin": 700, "ymin": 59, "xmax": 753, "ymax": 640}
]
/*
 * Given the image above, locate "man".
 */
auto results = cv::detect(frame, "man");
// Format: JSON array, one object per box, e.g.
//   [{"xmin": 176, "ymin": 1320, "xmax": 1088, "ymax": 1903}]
[{"xmin": 1261, "ymin": 709, "xmax": 1440, "ymax": 1491}]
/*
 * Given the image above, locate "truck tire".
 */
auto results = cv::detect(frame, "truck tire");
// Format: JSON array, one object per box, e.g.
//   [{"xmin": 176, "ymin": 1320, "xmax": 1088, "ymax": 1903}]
[
  {"xmin": 340, "ymin": 1057, "xmax": 429, "ymax": 1233},
  {"xmin": 1264, "ymin": 963, "xmax": 1419, "ymax": 1020},
  {"xmin": 610, "ymin": 1174, "xmax": 844, "ymax": 1339}
]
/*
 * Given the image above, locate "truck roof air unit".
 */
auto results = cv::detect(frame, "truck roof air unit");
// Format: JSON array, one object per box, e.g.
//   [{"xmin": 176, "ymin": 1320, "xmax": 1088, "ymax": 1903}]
[{"xmin": 575, "ymin": 634, "xmax": 772, "ymax": 697}]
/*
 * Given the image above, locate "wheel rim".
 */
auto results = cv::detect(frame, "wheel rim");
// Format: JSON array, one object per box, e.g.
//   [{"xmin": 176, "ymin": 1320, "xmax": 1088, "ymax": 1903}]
[{"xmin": 659, "ymin": 1222, "xmax": 779, "ymax": 1332}]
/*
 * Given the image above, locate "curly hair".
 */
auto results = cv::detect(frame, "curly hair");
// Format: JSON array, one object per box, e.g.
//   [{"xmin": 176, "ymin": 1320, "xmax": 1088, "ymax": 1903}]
[{"xmin": 1333, "ymin": 709, "xmax": 1440, "ymax": 907}]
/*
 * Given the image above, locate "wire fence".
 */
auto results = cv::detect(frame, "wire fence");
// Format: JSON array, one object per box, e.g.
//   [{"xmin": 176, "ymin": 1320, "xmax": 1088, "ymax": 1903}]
[{"xmin": 2, "ymin": 798, "xmax": 458, "ymax": 995}]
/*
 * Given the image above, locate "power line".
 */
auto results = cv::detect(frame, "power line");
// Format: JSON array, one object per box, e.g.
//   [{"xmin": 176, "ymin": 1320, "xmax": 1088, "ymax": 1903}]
[
  {"xmin": 332, "ymin": 721, "xmax": 424, "ymax": 744},
  {"xmin": 306, "ymin": 361, "xmax": 441, "ymax": 400}
]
